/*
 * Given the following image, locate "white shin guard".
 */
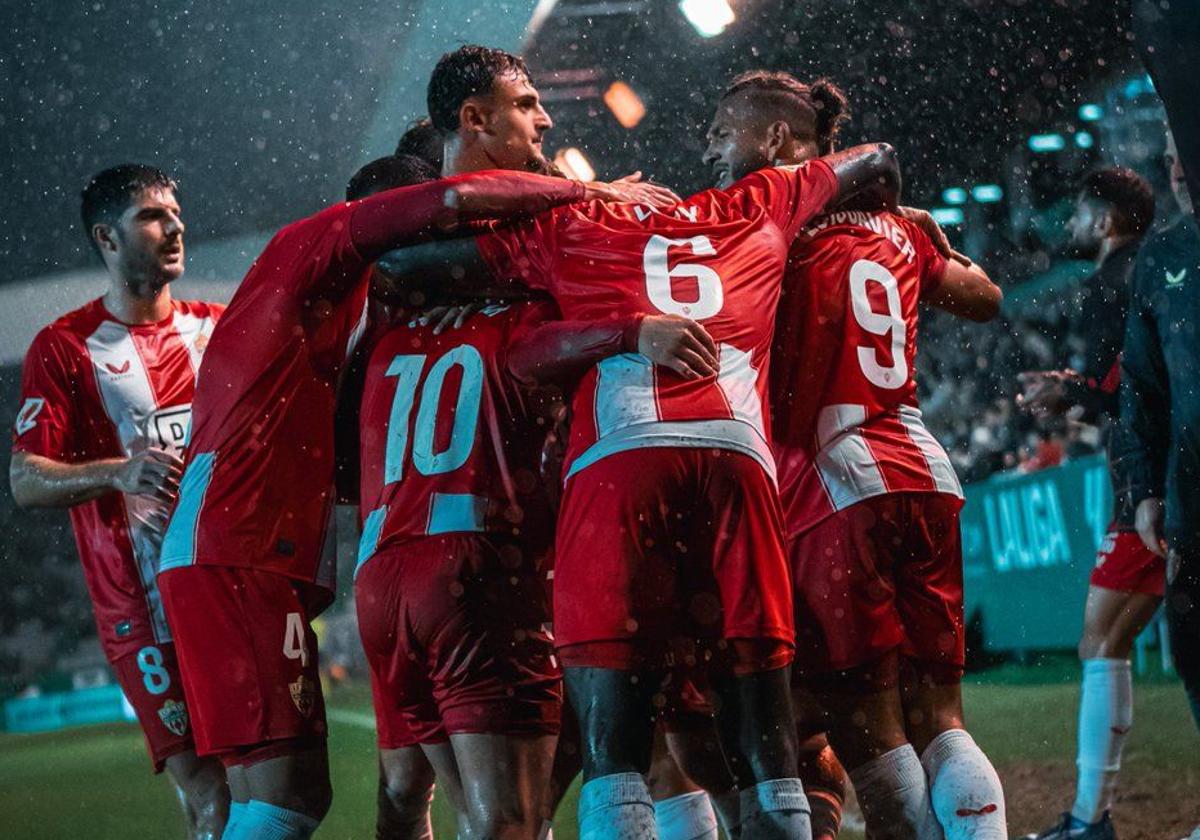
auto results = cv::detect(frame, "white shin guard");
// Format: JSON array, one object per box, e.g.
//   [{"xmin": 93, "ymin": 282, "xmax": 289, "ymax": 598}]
[
  {"xmin": 738, "ymin": 779, "xmax": 811, "ymax": 839},
  {"xmin": 848, "ymin": 745, "xmax": 941, "ymax": 840},
  {"xmin": 921, "ymin": 729, "xmax": 1006, "ymax": 840},
  {"xmin": 654, "ymin": 791, "xmax": 719, "ymax": 840},
  {"xmin": 579, "ymin": 773, "xmax": 657, "ymax": 840},
  {"xmin": 1072, "ymin": 657, "xmax": 1133, "ymax": 824}
]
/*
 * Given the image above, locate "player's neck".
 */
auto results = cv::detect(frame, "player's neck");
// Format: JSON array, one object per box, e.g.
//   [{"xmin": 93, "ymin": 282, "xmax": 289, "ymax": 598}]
[
  {"xmin": 103, "ymin": 279, "xmax": 173, "ymax": 325},
  {"xmin": 442, "ymin": 136, "xmax": 490, "ymax": 177}
]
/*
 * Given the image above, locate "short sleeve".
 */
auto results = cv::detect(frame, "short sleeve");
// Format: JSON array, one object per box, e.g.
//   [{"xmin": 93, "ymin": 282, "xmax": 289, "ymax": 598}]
[
  {"xmin": 475, "ymin": 211, "xmax": 559, "ymax": 292},
  {"xmin": 728, "ymin": 159, "xmax": 839, "ymax": 242},
  {"xmin": 908, "ymin": 222, "xmax": 949, "ymax": 296},
  {"xmin": 12, "ymin": 328, "xmax": 78, "ymax": 459}
]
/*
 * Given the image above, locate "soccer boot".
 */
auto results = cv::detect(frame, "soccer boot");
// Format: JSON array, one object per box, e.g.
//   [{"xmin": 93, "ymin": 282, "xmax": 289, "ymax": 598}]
[{"xmin": 1020, "ymin": 811, "xmax": 1116, "ymax": 840}]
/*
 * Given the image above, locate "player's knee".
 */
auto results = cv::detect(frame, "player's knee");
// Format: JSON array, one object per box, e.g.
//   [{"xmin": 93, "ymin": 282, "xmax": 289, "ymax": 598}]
[{"xmin": 797, "ymin": 743, "xmax": 847, "ymax": 802}]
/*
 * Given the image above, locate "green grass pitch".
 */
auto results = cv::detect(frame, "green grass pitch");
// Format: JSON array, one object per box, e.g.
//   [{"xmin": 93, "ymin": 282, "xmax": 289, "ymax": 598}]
[{"xmin": 2, "ymin": 671, "xmax": 1197, "ymax": 838}]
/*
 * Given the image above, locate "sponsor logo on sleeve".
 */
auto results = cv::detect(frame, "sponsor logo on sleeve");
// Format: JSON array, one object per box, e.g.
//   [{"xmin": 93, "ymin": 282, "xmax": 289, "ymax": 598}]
[
  {"xmin": 157, "ymin": 698, "xmax": 190, "ymax": 737},
  {"xmin": 14, "ymin": 397, "xmax": 45, "ymax": 436}
]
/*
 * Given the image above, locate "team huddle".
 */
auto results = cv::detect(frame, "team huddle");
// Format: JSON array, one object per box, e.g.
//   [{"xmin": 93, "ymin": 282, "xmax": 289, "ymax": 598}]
[{"xmin": 10, "ymin": 44, "xmax": 1009, "ymax": 840}]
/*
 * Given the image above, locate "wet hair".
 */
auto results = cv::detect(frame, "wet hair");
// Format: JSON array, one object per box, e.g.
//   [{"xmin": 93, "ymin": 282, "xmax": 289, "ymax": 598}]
[
  {"xmin": 721, "ymin": 71, "xmax": 850, "ymax": 155},
  {"xmin": 80, "ymin": 163, "xmax": 176, "ymax": 255},
  {"xmin": 395, "ymin": 117, "xmax": 444, "ymax": 172},
  {"xmin": 345, "ymin": 154, "xmax": 439, "ymax": 201},
  {"xmin": 1078, "ymin": 167, "xmax": 1155, "ymax": 239},
  {"xmin": 427, "ymin": 45, "xmax": 533, "ymax": 133}
]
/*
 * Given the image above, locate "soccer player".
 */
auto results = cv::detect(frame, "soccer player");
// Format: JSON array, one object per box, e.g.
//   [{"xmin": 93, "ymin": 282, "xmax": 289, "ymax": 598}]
[
  {"xmin": 1018, "ymin": 167, "xmax": 1157, "ymax": 840},
  {"xmin": 377, "ymin": 101, "xmax": 905, "ymax": 840},
  {"xmin": 8, "ymin": 164, "xmax": 228, "ymax": 839},
  {"xmin": 1117, "ymin": 127, "xmax": 1200, "ymax": 794},
  {"xmin": 157, "ymin": 162, "xmax": 675, "ymax": 840},
  {"xmin": 703, "ymin": 71, "xmax": 1007, "ymax": 840}
]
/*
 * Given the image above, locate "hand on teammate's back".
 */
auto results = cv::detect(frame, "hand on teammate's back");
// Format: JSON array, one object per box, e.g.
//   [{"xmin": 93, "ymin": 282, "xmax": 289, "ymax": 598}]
[
  {"xmin": 897, "ymin": 206, "xmax": 972, "ymax": 265},
  {"xmin": 112, "ymin": 447, "xmax": 183, "ymax": 503},
  {"xmin": 1016, "ymin": 370, "xmax": 1079, "ymax": 418},
  {"xmin": 583, "ymin": 171, "xmax": 680, "ymax": 207},
  {"xmin": 416, "ymin": 301, "xmax": 487, "ymax": 334},
  {"xmin": 637, "ymin": 314, "xmax": 720, "ymax": 379}
]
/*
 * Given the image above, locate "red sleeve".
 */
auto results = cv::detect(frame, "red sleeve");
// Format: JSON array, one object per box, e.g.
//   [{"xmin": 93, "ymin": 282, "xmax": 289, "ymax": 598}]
[
  {"xmin": 350, "ymin": 170, "xmax": 585, "ymax": 261},
  {"xmin": 475, "ymin": 212, "xmax": 559, "ymax": 292},
  {"xmin": 728, "ymin": 159, "xmax": 839, "ymax": 241},
  {"xmin": 905, "ymin": 220, "xmax": 950, "ymax": 297},
  {"xmin": 11, "ymin": 328, "xmax": 78, "ymax": 460},
  {"xmin": 505, "ymin": 300, "xmax": 643, "ymax": 389}
]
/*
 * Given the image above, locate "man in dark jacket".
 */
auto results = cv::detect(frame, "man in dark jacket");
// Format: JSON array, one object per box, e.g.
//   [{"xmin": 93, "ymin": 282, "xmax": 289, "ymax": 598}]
[{"xmin": 1118, "ymin": 130, "xmax": 1200, "ymax": 743}]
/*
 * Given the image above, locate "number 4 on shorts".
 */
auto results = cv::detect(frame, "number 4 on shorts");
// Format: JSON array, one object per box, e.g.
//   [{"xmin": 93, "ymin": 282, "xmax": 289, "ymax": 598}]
[{"xmin": 283, "ymin": 612, "xmax": 309, "ymax": 667}]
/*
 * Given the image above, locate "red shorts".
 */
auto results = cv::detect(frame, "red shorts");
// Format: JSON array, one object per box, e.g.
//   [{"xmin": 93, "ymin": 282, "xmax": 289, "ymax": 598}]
[
  {"xmin": 554, "ymin": 447, "xmax": 794, "ymax": 674},
  {"xmin": 354, "ymin": 534, "xmax": 560, "ymax": 748},
  {"xmin": 110, "ymin": 642, "xmax": 194, "ymax": 772},
  {"xmin": 158, "ymin": 566, "xmax": 328, "ymax": 761},
  {"xmin": 791, "ymin": 493, "xmax": 965, "ymax": 678},
  {"xmin": 1090, "ymin": 528, "xmax": 1166, "ymax": 596}
]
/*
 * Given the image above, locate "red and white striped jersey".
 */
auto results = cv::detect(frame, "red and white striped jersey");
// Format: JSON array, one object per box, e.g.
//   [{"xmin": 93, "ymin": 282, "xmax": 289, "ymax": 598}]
[
  {"xmin": 771, "ymin": 209, "xmax": 963, "ymax": 539},
  {"xmin": 355, "ymin": 301, "xmax": 558, "ymax": 571},
  {"xmin": 11, "ymin": 298, "xmax": 223, "ymax": 659},
  {"xmin": 477, "ymin": 160, "xmax": 839, "ymax": 482}
]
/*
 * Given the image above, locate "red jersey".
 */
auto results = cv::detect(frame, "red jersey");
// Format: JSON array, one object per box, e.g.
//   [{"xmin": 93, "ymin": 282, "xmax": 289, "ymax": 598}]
[
  {"xmin": 771, "ymin": 209, "xmax": 963, "ymax": 539},
  {"xmin": 477, "ymin": 160, "xmax": 839, "ymax": 482},
  {"xmin": 355, "ymin": 301, "xmax": 557, "ymax": 570},
  {"xmin": 160, "ymin": 202, "xmax": 371, "ymax": 593},
  {"xmin": 11, "ymin": 298, "xmax": 223, "ymax": 659}
]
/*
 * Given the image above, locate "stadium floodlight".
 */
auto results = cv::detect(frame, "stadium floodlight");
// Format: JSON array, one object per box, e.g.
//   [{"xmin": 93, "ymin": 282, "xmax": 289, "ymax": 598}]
[
  {"xmin": 1028, "ymin": 133, "xmax": 1066, "ymax": 153},
  {"xmin": 971, "ymin": 184, "xmax": 1003, "ymax": 203},
  {"xmin": 930, "ymin": 207, "xmax": 964, "ymax": 226},
  {"xmin": 679, "ymin": 0, "xmax": 735, "ymax": 38},
  {"xmin": 942, "ymin": 187, "xmax": 967, "ymax": 205},
  {"xmin": 1078, "ymin": 103, "xmax": 1103, "ymax": 122},
  {"xmin": 604, "ymin": 81, "xmax": 646, "ymax": 129},
  {"xmin": 1075, "ymin": 131, "xmax": 1094, "ymax": 149},
  {"xmin": 554, "ymin": 147, "xmax": 596, "ymax": 182}
]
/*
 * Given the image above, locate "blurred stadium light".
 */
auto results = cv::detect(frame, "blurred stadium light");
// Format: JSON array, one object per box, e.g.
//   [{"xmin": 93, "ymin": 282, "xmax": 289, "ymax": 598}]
[
  {"xmin": 942, "ymin": 187, "xmax": 968, "ymax": 205},
  {"xmin": 1078, "ymin": 103, "xmax": 1104, "ymax": 122},
  {"xmin": 679, "ymin": 0, "xmax": 735, "ymax": 37},
  {"xmin": 1028, "ymin": 133, "xmax": 1066, "ymax": 152},
  {"xmin": 931, "ymin": 207, "xmax": 965, "ymax": 226},
  {"xmin": 1075, "ymin": 131, "xmax": 1095, "ymax": 149},
  {"xmin": 554, "ymin": 147, "xmax": 596, "ymax": 180},
  {"xmin": 971, "ymin": 184, "xmax": 1004, "ymax": 203},
  {"xmin": 604, "ymin": 81, "xmax": 646, "ymax": 128}
]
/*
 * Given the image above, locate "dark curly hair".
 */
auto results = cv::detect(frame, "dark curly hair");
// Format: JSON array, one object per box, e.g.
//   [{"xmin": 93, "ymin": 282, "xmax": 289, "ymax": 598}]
[
  {"xmin": 721, "ymin": 71, "xmax": 850, "ymax": 155},
  {"xmin": 427, "ymin": 45, "xmax": 533, "ymax": 133},
  {"xmin": 1079, "ymin": 167, "xmax": 1155, "ymax": 239}
]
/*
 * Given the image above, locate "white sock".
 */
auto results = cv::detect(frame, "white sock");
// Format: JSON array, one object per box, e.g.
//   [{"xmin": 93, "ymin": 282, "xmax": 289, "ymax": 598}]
[
  {"xmin": 847, "ymin": 745, "xmax": 941, "ymax": 840},
  {"xmin": 579, "ymin": 772, "xmax": 657, "ymax": 840},
  {"xmin": 738, "ymin": 778, "xmax": 811, "ymax": 839},
  {"xmin": 921, "ymin": 729, "xmax": 1006, "ymax": 840},
  {"xmin": 1071, "ymin": 658, "xmax": 1132, "ymax": 824},
  {"xmin": 654, "ymin": 791, "xmax": 718, "ymax": 840}
]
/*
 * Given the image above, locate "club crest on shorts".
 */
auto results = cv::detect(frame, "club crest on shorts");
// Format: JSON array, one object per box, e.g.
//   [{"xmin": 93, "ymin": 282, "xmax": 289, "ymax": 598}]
[
  {"xmin": 290, "ymin": 676, "xmax": 316, "ymax": 718},
  {"xmin": 157, "ymin": 698, "xmax": 189, "ymax": 736}
]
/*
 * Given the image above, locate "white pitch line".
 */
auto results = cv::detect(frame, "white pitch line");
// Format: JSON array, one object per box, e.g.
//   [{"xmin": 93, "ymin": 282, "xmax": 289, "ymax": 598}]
[{"xmin": 326, "ymin": 708, "xmax": 377, "ymax": 730}]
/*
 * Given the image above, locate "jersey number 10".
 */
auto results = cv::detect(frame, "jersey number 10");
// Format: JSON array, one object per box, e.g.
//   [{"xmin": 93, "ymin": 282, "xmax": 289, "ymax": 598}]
[{"xmin": 382, "ymin": 345, "xmax": 485, "ymax": 484}]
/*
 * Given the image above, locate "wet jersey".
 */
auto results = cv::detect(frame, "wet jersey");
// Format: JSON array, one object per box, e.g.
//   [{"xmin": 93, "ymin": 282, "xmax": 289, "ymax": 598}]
[
  {"xmin": 12, "ymin": 298, "xmax": 223, "ymax": 658},
  {"xmin": 477, "ymin": 160, "xmax": 839, "ymax": 482},
  {"xmin": 160, "ymin": 202, "xmax": 371, "ymax": 593},
  {"xmin": 771, "ymin": 209, "xmax": 962, "ymax": 538},
  {"xmin": 355, "ymin": 301, "xmax": 558, "ymax": 571}
]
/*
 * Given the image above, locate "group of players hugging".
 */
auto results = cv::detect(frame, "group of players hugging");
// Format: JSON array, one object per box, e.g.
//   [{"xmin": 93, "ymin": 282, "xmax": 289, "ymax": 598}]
[{"xmin": 48, "ymin": 39, "xmax": 1189, "ymax": 840}]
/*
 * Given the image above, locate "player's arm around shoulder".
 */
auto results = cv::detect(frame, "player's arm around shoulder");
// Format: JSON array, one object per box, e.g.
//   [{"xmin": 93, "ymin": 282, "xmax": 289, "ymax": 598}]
[
  {"xmin": 923, "ymin": 254, "xmax": 1002, "ymax": 323},
  {"xmin": 9, "ymin": 326, "xmax": 183, "ymax": 510}
]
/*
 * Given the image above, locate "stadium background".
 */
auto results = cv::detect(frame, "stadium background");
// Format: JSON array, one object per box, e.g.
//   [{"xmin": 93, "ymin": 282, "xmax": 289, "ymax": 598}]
[{"xmin": 0, "ymin": 0, "xmax": 1196, "ymax": 836}]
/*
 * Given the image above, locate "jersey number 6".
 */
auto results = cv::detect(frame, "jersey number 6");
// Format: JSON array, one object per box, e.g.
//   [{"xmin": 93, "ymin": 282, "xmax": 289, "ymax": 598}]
[{"xmin": 643, "ymin": 234, "xmax": 724, "ymax": 320}]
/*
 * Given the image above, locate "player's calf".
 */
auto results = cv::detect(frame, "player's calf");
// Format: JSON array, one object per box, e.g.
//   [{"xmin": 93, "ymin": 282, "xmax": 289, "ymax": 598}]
[
  {"xmin": 164, "ymin": 750, "xmax": 230, "ymax": 840},
  {"xmin": 376, "ymin": 747, "xmax": 437, "ymax": 840}
]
